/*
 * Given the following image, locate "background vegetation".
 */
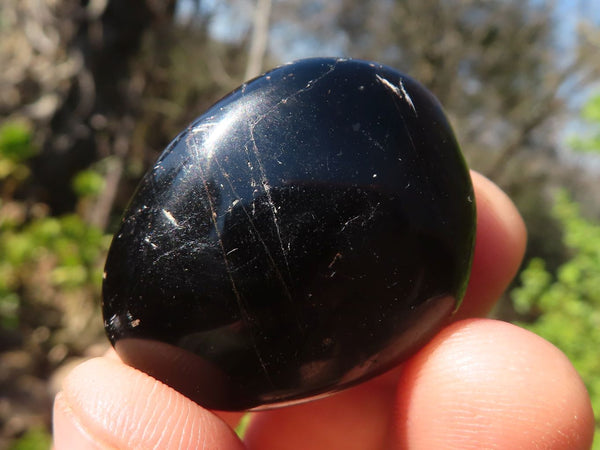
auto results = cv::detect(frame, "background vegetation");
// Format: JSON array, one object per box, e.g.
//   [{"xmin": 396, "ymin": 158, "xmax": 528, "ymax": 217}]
[{"xmin": 1, "ymin": 0, "xmax": 599, "ymax": 448}]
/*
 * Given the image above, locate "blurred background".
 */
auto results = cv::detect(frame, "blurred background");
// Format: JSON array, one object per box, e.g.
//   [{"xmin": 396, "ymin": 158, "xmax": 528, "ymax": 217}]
[{"xmin": 1, "ymin": 0, "xmax": 599, "ymax": 448}]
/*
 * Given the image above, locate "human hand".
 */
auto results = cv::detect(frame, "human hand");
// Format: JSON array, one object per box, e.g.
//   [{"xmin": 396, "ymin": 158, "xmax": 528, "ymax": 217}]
[{"xmin": 52, "ymin": 172, "xmax": 595, "ymax": 449}]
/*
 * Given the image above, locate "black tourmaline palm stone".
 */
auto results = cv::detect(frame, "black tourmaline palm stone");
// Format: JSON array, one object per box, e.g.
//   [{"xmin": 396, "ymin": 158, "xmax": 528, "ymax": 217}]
[{"xmin": 102, "ymin": 58, "xmax": 476, "ymax": 411}]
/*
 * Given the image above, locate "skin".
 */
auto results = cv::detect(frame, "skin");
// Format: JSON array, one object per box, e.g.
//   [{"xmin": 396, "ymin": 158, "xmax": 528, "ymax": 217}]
[{"xmin": 52, "ymin": 171, "xmax": 595, "ymax": 449}]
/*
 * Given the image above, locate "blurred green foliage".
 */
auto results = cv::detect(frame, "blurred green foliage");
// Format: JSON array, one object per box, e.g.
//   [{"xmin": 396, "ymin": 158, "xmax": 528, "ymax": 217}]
[
  {"xmin": 0, "ymin": 120, "xmax": 36, "ymax": 162},
  {"xmin": 235, "ymin": 413, "xmax": 252, "ymax": 439},
  {"xmin": 0, "ymin": 120, "xmax": 36, "ymax": 181},
  {"xmin": 0, "ymin": 213, "xmax": 109, "ymax": 325},
  {"xmin": 72, "ymin": 169, "xmax": 106, "ymax": 198},
  {"xmin": 570, "ymin": 94, "xmax": 600, "ymax": 154},
  {"xmin": 0, "ymin": 120, "xmax": 109, "ymax": 329},
  {"xmin": 1, "ymin": 117, "xmax": 108, "ymax": 445},
  {"xmin": 511, "ymin": 95, "xmax": 600, "ymax": 446},
  {"xmin": 8, "ymin": 427, "xmax": 52, "ymax": 450}
]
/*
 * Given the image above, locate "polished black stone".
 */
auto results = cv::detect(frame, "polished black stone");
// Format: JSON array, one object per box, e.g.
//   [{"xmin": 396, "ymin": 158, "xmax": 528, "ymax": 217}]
[{"xmin": 102, "ymin": 58, "xmax": 476, "ymax": 411}]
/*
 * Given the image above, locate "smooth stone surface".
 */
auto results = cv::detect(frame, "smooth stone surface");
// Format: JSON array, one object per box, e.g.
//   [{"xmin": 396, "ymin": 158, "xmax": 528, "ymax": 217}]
[{"xmin": 102, "ymin": 58, "xmax": 476, "ymax": 411}]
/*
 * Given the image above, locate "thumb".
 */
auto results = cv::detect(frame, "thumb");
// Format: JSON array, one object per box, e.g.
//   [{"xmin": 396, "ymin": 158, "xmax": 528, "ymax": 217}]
[{"xmin": 53, "ymin": 357, "xmax": 243, "ymax": 450}]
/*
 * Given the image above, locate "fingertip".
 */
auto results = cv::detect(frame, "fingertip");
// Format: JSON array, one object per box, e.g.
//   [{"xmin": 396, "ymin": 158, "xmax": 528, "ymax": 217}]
[
  {"xmin": 393, "ymin": 319, "xmax": 594, "ymax": 450},
  {"xmin": 471, "ymin": 171, "xmax": 527, "ymax": 250},
  {"xmin": 457, "ymin": 172, "xmax": 527, "ymax": 319},
  {"xmin": 53, "ymin": 357, "xmax": 243, "ymax": 450}
]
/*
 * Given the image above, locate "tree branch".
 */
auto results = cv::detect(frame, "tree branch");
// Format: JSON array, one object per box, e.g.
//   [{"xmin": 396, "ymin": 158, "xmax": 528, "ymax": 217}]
[{"xmin": 244, "ymin": 0, "xmax": 272, "ymax": 80}]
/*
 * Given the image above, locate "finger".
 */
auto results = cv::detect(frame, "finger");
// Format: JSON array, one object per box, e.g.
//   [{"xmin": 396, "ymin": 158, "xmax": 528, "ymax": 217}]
[
  {"xmin": 243, "ymin": 172, "xmax": 527, "ymax": 449},
  {"xmin": 393, "ymin": 319, "xmax": 594, "ymax": 449},
  {"xmin": 454, "ymin": 171, "xmax": 526, "ymax": 319},
  {"xmin": 53, "ymin": 357, "xmax": 243, "ymax": 450},
  {"xmin": 73, "ymin": 349, "xmax": 245, "ymax": 436},
  {"xmin": 216, "ymin": 411, "xmax": 246, "ymax": 430},
  {"xmin": 102, "ymin": 347, "xmax": 121, "ymax": 361},
  {"xmin": 243, "ymin": 379, "xmax": 394, "ymax": 449},
  {"xmin": 102, "ymin": 345, "xmax": 245, "ymax": 430}
]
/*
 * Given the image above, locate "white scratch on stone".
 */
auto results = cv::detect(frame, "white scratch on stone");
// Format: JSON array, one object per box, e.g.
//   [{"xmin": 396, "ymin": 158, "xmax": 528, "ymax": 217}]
[
  {"xmin": 106, "ymin": 313, "xmax": 120, "ymax": 329},
  {"xmin": 189, "ymin": 121, "xmax": 216, "ymax": 135},
  {"xmin": 376, "ymin": 74, "xmax": 418, "ymax": 116},
  {"xmin": 144, "ymin": 236, "xmax": 158, "ymax": 249},
  {"xmin": 340, "ymin": 215, "xmax": 361, "ymax": 233},
  {"xmin": 248, "ymin": 126, "xmax": 292, "ymax": 278},
  {"xmin": 398, "ymin": 79, "xmax": 417, "ymax": 115},
  {"xmin": 162, "ymin": 209, "xmax": 178, "ymax": 227},
  {"xmin": 375, "ymin": 74, "xmax": 397, "ymax": 92}
]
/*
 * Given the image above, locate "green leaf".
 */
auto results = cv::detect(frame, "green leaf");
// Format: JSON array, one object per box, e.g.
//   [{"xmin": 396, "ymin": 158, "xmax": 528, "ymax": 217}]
[
  {"xmin": 570, "ymin": 94, "xmax": 600, "ymax": 154},
  {"xmin": 582, "ymin": 95, "xmax": 600, "ymax": 123},
  {"xmin": 0, "ymin": 120, "xmax": 37, "ymax": 162},
  {"xmin": 72, "ymin": 169, "xmax": 106, "ymax": 198},
  {"xmin": 8, "ymin": 427, "xmax": 52, "ymax": 450},
  {"xmin": 235, "ymin": 413, "xmax": 252, "ymax": 439}
]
